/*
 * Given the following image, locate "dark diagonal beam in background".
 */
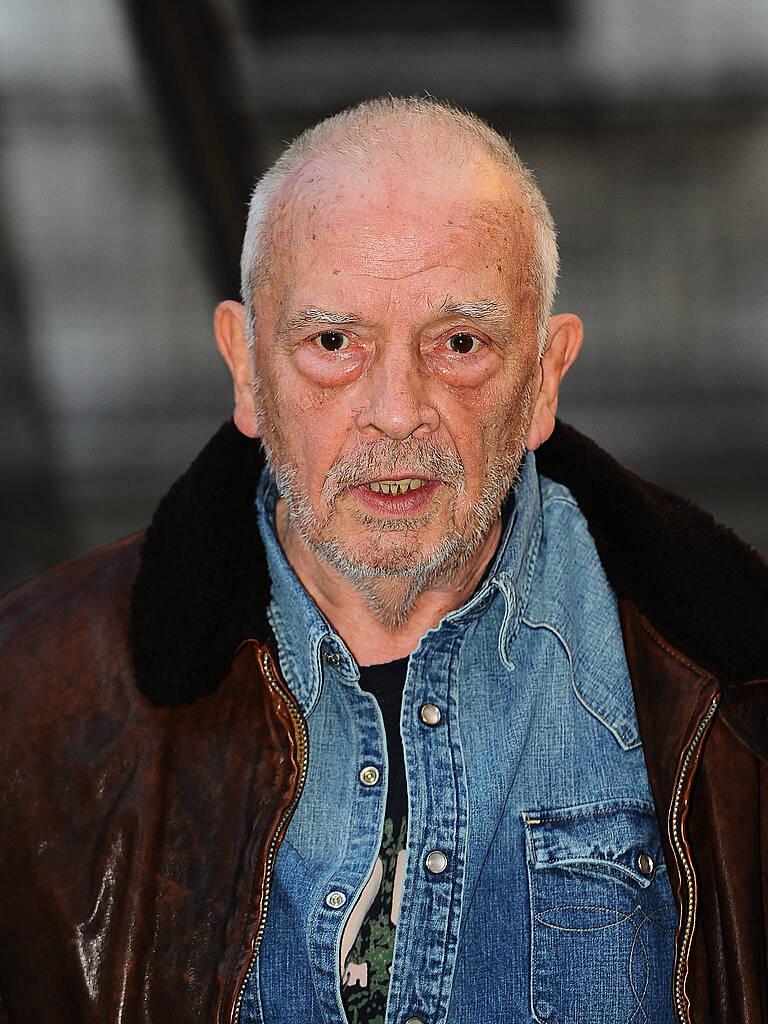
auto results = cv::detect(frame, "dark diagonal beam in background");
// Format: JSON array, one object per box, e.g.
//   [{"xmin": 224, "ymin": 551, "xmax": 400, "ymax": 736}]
[
  {"xmin": 0, "ymin": 131, "xmax": 73, "ymax": 592},
  {"xmin": 122, "ymin": 0, "xmax": 252, "ymax": 297}
]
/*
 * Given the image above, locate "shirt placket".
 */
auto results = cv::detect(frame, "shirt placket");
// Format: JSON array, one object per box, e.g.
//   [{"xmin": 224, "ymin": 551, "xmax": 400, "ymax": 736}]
[
  {"xmin": 386, "ymin": 634, "xmax": 467, "ymax": 1024},
  {"xmin": 308, "ymin": 660, "xmax": 389, "ymax": 1024}
]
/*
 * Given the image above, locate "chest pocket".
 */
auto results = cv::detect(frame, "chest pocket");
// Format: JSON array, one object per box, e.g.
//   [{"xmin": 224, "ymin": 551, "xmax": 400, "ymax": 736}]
[{"xmin": 523, "ymin": 801, "xmax": 677, "ymax": 1024}]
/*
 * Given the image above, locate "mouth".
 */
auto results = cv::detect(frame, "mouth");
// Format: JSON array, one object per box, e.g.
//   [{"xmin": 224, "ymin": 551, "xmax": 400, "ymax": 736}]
[
  {"xmin": 363, "ymin": 477, "xmax": 429, "ymax": 495},
  {"xmin": 349, "ymin": 475, "xmax": 442, "ymax": 517}
]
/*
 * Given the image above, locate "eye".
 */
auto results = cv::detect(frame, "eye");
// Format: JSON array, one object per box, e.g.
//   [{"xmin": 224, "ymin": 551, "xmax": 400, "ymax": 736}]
[
  {"xmin": 446, "ymin": 332, "xmax": 483, "ymax": 355},
  {"xmin": 315, "ymin": 331, "xmax": 351, "ymax": 352}
]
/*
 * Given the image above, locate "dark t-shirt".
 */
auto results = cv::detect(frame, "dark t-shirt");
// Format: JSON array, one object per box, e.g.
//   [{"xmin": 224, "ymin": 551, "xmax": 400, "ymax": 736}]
[{"xmin": 340, "ymin": 657, "xmax": 409, "ymax": 1024}]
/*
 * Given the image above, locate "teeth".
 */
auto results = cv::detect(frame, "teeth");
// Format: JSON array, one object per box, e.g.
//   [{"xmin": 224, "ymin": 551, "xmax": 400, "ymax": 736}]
[{"xmin": 366, "ymin": 478, "xmax": 427, "ymax": 495}]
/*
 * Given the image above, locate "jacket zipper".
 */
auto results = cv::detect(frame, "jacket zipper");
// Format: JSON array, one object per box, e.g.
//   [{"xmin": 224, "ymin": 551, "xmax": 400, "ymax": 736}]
[
  {"xmin": 670, "ymin": 692, "xmax": 719, "ymax": 1024},
  {"xmin": 231, "ymin": 648, "xmax": 309, "ymax": 1024}
]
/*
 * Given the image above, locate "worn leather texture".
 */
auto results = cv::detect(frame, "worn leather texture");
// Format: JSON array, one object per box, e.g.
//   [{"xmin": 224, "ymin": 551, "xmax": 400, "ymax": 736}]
[
  {"xmin": 621, "ymin": 604, "xmax": 768, "ymax": 1023},
  {"xmin": 0, "ymin": 420, "xmax": 766, "ymax": 1022},
  {"xmin": 0, "ymin": 538, "xmax": 302, "ymax": 1023}
]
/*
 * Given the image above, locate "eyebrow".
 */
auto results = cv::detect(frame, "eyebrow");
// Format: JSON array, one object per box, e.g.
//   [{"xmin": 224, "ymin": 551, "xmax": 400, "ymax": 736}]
[
  {"xmin": 433, "ymin": 298, "xmax": 509, "ymax": 327},
  {"xmin": 281, "ymin": 299, "xmax": 513, "ymax": 336},
  {"xmin": 283, "ymin": 307, "xmax": 362, "ymax": 333}
]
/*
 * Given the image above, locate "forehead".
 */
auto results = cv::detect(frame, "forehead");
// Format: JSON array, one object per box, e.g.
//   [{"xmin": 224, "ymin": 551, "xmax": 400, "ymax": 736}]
[{"xmin": 261, "ymin": 146, "xmax": 535, "ymax": 310}]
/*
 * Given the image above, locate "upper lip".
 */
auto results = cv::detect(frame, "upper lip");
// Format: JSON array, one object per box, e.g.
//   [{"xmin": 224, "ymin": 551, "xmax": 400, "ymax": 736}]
[
  {"xmin": 363, "ymin": 475, "xmax": 431, "ymax": 482},
  {"xmin": 358, "ymin": 476, "xmax": 437, "ymax": 488}
]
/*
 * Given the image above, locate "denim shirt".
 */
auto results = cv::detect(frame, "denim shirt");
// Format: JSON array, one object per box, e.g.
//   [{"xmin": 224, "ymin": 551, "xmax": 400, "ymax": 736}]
[{"xmin": 241, "ymin": 453, "xmax": 676, "ymax": 1024}]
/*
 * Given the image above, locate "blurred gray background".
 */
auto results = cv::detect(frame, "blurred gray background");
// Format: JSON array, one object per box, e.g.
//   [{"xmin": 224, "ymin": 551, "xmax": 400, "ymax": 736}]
[{"xmin": 1, "ymin": 0, "xmax": 766, "ymax": 594}]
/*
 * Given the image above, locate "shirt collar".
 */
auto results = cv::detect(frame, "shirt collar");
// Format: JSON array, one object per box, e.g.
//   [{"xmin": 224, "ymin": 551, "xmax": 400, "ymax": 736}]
[
  {"xmin": 256, "ymin": 451, "xmax": 542, "ymax": 715},
  {"xmin": 255, "ymin": 472, "xmax": 353, "ymax": 716}
]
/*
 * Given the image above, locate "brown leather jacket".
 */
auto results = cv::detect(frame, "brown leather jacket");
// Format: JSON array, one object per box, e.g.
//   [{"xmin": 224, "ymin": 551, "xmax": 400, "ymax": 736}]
[{"xmin": 0, "ymin": 422, "xmax": 766, "ymax": 1023}]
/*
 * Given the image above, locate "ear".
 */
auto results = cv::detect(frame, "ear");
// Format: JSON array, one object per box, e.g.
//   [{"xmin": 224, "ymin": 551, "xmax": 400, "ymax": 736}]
[
  {"xmin": 214, "ymin": 300, "xmax": 261, "ymax": 438},
  {"xmin": 526, "ymin": 313, "xmax": 583, "ymax": 451}
]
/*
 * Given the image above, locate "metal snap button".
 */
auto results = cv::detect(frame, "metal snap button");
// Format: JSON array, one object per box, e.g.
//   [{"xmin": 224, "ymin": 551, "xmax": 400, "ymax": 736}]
[
  {"xmin": 325, "ymin": 890, "xmax": 347, "ymax": 909},
  {"xmin": 359, "ymin": 765, "xmax": 380, "ymax": 786},
  {"xmin": 419, "ymin": 703, "xmax": 442, "ymax": 726},
  {"xmin": 425, "ymin": 850, "xmax": 448, "ymax": 874},
  {"xmin": 637, "ymin": 851, "xmax": 654, "ymax": 877},
  {"xmin": 324, "ymin": 651, "xmax": 340, "ymax": 666},
  {"xmin": 404, "ymin": 1018, "xmax": 425, "ymax": 1024}
]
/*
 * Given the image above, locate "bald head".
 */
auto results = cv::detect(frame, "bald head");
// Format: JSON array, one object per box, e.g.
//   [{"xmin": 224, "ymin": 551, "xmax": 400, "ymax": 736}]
[{"xmin": 240, "ymin": 97, "xmax": 559, "ymax": 352}]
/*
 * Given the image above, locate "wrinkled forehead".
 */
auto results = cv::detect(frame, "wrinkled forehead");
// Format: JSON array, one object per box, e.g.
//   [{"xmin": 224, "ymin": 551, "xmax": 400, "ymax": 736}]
[{"xmin": 259, "ymin": 142, "xmax": 535, "ymax": 298}]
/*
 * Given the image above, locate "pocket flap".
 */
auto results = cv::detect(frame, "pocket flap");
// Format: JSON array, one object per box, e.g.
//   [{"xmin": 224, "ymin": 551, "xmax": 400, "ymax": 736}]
[{"xmin": 523, "ymin": 801, "xmax": 663, "ymax": 887}]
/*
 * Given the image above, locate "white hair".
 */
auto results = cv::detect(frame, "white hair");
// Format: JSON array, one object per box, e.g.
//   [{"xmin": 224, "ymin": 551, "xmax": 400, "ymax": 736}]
[{"xmin": 240, "ymin": 96, "xmax": 559, "ymax": 353}]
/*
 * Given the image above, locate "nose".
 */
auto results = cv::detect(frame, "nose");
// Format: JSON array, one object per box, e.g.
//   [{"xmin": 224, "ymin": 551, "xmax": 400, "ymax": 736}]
[{"xmin": 354, "ymin": 343, "xmax": 439, "ymax": 440}]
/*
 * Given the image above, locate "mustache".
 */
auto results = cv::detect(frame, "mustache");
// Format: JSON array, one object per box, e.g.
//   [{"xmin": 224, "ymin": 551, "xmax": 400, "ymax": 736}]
[{"xmin": 321, "ymin": 439, "xmax": 465, "ymax": 502}]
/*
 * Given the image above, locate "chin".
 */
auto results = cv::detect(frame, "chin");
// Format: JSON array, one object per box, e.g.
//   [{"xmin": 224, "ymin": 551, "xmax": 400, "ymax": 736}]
[{"xmin": 322, "ymin": 535, "xmax": 440, "ymax": 577}]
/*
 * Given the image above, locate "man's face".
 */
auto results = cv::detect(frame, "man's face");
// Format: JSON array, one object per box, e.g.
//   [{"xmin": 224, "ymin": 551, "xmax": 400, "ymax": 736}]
[{"xmin": 246, "ymin": 148, "xmax": 543, "ymax": 617}]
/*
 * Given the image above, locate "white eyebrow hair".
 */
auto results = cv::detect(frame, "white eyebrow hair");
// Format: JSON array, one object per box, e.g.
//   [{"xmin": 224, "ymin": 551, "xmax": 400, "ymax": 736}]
[
  {"xmin": 284, "ymin": 307, "xmax": 362, "ymax": 332},
  {"xmin": 432, "ymin": 298, "xmax": 516, "ymax": 335},
  {"xmin": 436, "ymin": 299, "xmax": 504, "ymax": 320}
]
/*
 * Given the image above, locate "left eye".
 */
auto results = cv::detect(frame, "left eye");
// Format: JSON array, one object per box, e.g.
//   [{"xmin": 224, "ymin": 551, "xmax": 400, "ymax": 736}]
[
  {"xmin": 446, "ymin": 333, "xmax": 482, "ymax": 354},
  {"xmin": 315, "ymin": 331, "xmax": 351, "ymax": 351}
]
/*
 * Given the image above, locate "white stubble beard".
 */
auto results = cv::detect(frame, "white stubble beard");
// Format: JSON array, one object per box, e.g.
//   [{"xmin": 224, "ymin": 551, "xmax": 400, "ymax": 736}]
[{"xmin": 258, "ymin": 377, "xmax": 535, "ymax": 629}]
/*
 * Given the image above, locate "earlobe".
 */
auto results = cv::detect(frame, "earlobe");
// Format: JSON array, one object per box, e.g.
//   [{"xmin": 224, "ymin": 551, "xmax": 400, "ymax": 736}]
[
  {"xmin": 213, "ymin": 300, "xmax": 261, "ymax": 438},
  {"xmin": 526, "ymin": 313, "xmax": 583, "ymax": 451}
]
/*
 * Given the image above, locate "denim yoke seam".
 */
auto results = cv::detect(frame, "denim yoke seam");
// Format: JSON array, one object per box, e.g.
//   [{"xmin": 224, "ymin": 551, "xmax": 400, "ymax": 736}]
[
  {"xmin": 452, "ymin": 604, "xmax": 524, "ymax": 926},
  {"xmin": 520, "ymin": 614, "xmax": 640, "ymax": 751}
]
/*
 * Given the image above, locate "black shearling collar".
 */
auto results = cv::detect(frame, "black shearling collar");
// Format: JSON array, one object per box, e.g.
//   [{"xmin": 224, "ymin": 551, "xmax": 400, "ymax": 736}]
[
  {"xmin": 131, "ymin": 422, "xmax": 270, "ymax": 705},
  {"xmin": 130, "ymin": 419, "xmax": 768, "ymax": 706}
]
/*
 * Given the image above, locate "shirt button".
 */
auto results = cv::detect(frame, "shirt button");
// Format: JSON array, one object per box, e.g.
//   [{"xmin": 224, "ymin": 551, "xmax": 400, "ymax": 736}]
[
  {"xmin": 419, "ymin": 703, "xmax": 442, "ymax": 726},
  {"xmin": 425, "ymin": 850, "xmax": 448, "ymax": 874},
  {"xmin": 325, "ymin": 890, "xmax": 347, "ymax": 909},
  {"xmin": 637, "ymin": 851, "xmax": 654, "ymax": 876},
  {"xmin": 359, "ymin": 765, "xmax": 380, "ymax": 786},
  {"xmin": 324, "ymin": 651, "xmax": 340, "ymax": 666},
  {"xmin": 404, "ymin": 1018, "xmax": 425, "ymax": 1024}
]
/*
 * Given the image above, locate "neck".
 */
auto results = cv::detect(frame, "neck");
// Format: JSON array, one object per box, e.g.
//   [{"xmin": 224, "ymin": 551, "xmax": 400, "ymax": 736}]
[{"xmin": 276, "ymin": 499, "xmax": 502, "ymax": 666}]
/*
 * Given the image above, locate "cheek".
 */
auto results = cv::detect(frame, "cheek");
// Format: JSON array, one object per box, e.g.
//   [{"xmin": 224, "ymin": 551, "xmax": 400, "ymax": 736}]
[
  {"xmin": 440, "ymin": 401, "xmax": 498, "ymax": 478},
  {"xmin": 440, "ymin": 376, "xmax": 534, "ymax": 484},
  {"xmin": 267, "ymin": 380, "xmax": 357, "ymax": 481}
]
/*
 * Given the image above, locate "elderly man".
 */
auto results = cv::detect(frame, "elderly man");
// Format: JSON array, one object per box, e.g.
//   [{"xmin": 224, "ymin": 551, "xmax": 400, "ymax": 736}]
[{"xmin": 0, "ymin": 98, "xmax": 766, "ymax": 1024}]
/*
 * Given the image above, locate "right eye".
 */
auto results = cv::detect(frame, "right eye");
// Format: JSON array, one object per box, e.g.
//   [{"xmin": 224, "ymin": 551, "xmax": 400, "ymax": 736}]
[{"xmin": 314, "ymin": 331, "xmax": 351, "ymax": 352}]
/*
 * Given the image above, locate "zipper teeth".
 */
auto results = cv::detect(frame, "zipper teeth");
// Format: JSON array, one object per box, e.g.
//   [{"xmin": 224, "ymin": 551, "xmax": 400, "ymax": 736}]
[
  {"xmin": 232, "ymin": 650, "xmax": 309, "ymax": 1024},
  {"xmin": 670, "ymin": 693, "xmax": 719, "ymax": 1024}
]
